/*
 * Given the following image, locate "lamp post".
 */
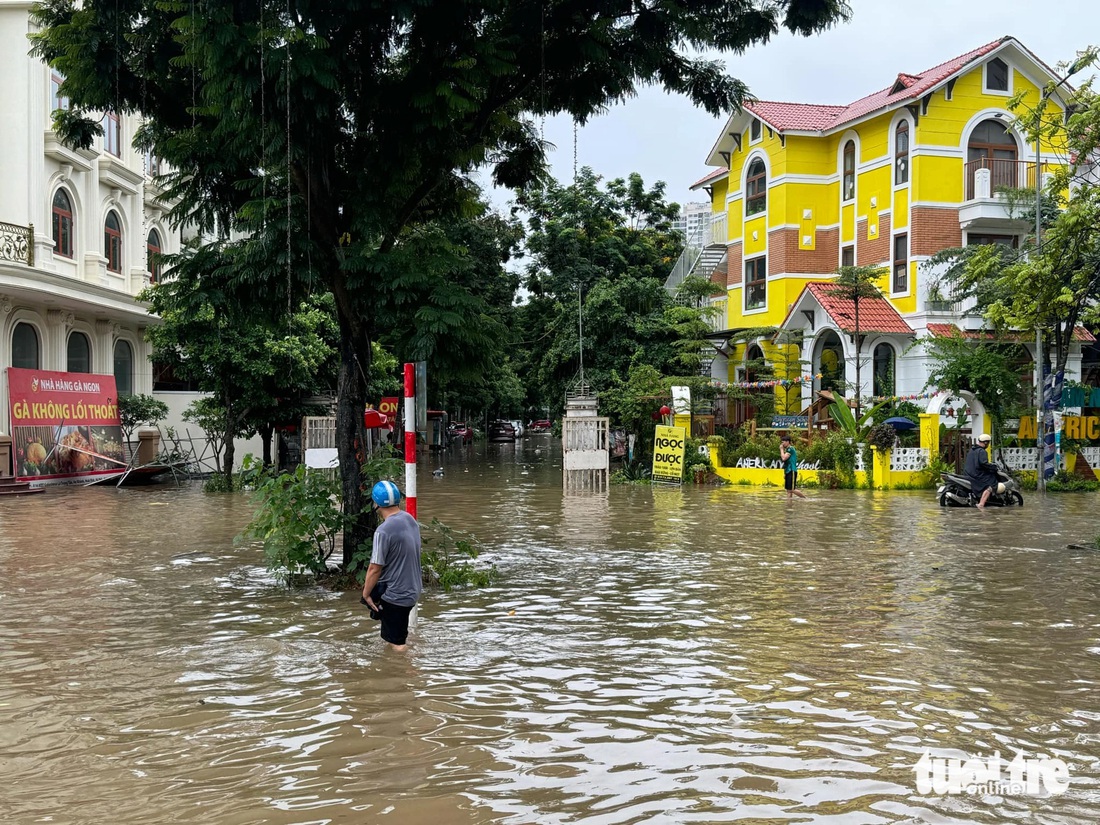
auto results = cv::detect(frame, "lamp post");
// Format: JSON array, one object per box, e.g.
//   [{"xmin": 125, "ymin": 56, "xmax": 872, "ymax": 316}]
[{"xmin": 1034, "ymin": 55, "xmax": 1088, "ymax": 492}]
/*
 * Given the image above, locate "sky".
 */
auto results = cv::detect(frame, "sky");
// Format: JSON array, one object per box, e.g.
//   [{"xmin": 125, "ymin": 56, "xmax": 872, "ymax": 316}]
[{"xmin": 486, "ymin": 0, "xmax": 1098, "ymax": 214}]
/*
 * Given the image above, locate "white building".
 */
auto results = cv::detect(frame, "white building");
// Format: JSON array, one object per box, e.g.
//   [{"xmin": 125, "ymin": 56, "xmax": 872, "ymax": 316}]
[{"xmin": 0, "ymin": 3, "xmax": 259, "ymax": 472}]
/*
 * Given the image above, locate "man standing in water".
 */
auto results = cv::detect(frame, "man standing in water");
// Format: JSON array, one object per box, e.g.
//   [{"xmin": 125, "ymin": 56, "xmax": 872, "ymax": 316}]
[
  {"xmin": 780, "ymin": 434, "xmax": 807, "ymax": 501},
  {"xmin": 361, "ymin": 480, "xmax": 422, "ymax": 651}
]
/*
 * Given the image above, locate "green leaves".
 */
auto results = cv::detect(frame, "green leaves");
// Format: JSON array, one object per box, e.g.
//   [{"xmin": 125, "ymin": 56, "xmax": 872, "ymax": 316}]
[{"xmin": 827, "ymin": 397, "xmax": 893, "ymax": 441}]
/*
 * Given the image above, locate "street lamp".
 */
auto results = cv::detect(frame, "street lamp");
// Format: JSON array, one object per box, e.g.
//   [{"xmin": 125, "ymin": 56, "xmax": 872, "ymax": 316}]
[{"xmin": 1034, "ymin": 54, "xmax": 1089, "ymax": 491}]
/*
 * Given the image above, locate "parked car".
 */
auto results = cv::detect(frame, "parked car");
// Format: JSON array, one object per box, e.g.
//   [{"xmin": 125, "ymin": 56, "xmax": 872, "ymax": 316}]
[
  {"xmin": 487, "ymin": 420, "xmax": 517, "ymax": 442},
  {"xmin": 528, "ymin": 419, "xmax": 552, "ymax": 433},
  {"xmin": 449, "ymin": 421, "xmax": 474, "ymax": 444},
  {"xmin": 508, "ymin": 420, "xmax": 525, "ymax": 438}
]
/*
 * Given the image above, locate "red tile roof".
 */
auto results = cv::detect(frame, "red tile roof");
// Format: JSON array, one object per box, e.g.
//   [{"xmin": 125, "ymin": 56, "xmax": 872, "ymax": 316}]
[
  {"xmin": 690, "ymin": 168, "xmax": 729, "ymax": 189},
  {"xmin": 745, "ymin": 37, "xmax": 1007, "ymax": 134},
  {"xmin": 803, "ymin": 282, "xmax": 914, "ymax": 335},
  {"xmin": 925, "ymin": 323, "xmax": 1096, "ymax": 342}
]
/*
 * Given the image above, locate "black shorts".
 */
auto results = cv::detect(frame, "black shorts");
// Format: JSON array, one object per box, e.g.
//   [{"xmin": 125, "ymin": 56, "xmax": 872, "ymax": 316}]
[
  {"xmin": 379, "ymin": 599, "xmax": 414, "ymax": 645},
  {"xmin": 784, "ymin": 471, "xmax": 797, "ymax": 491}
]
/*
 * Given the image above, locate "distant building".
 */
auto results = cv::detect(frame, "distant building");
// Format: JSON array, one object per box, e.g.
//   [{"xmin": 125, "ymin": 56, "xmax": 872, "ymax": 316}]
[{"xmin": 673, "ymin": 201, "xmax": 711, "ymax": 243}]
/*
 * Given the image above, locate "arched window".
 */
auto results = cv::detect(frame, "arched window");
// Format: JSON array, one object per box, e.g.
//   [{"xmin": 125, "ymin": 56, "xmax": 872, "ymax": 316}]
[
  {"xmin": 895, "ymin": 121, "xmax": 909, "ymax": 185},
  {"xmin": 873, "ymin": 343, "xmax": 895, "ymax": 397},
  {"xmin": 67, "ymin": 332, "xmax": 92, "ymax": 373},
  {"xmin": 842, "ymin": 141, "xmax": 856, "ymax": 202},
  {"xmin": 12, "ymin": 323, "xmax": 40, "ymax": 369},
  {"xmin": 147, "ymin": 229, "xmax": 162, "ymax": 282},
  {"xmin": 52, "ymin": 189, "xmax": 74, "ymax": 258},
  {"xmin": 745, "ymin": 158, "xmax": 766, "ymax": 216},
  {"xmin": 114, "ymin": 339, "xmax": 133, "ymax": 396},
  {"xmin": 745, "ymin": 343, "xmax": 765, "ymax": 382},
  {"xmin": 104, "ymin": 211, "xmax": 122, "ymax": 273},
  {"xmin": 112, "ymin": 338, "xmax": 132, "ymax": 398},
  {"xmin": 967, "ymin": 119, "xmax": 1017, "ymax": 196},
  {"xmin": 817, "ymin": 331, "xmax": 845, "ymax": 394}
]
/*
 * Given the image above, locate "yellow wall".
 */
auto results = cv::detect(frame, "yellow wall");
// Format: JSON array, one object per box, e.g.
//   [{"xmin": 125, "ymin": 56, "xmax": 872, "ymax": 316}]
[{"xmin": 712, "ymin": 50, "xmax": 1070, "ymax": 351}]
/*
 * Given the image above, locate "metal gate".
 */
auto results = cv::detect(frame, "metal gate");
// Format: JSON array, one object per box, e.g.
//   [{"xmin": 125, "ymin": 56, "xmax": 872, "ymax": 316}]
[
  {"xmin": 300, "ymin": 417, "xmax": 379, "ymax": 476},
  {"xmin": 563, "ymin": 416, "xmax": 609, "ymax": 493}
]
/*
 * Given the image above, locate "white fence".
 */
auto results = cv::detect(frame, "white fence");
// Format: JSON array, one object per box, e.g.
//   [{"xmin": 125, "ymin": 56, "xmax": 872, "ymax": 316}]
[
  {"xmin": 999, "ymin": 447, "xmax": 1040, "ymax": 471},
  {"xmin": 891, "ymin": 448, "xmax": 929, "ymax": 472}
]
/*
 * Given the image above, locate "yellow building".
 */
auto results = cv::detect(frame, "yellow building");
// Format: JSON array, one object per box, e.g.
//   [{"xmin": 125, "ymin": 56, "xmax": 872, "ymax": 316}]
[{"xmin": 682, "ymin": 36, "xmax": 1094, "ymax": 413}]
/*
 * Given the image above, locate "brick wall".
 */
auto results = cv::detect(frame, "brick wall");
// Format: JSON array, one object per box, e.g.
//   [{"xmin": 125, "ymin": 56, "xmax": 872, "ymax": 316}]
[
  {"xmin": 856, "ymin": 213, "xmax": 891, "ymax": 265},
  {"xmin": 768, "ymin": 227, "xmax": 840, "ymax": 275},
  {"xmin": 726, "ymin": 242, "xmax": 743, "ymax": 287},
  {"xmin": 911, "ymin": 206, "xmax": 962, "ymax": 256}
]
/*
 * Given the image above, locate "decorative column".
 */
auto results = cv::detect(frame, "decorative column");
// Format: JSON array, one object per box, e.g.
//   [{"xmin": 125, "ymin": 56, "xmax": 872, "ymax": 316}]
[
  {"xmin": 871, "ymin": 446, "xmax": 892, "ymax": 490},
  {"xmin": 919, "ymin": 412, "xmax": 939, "ymax": 462},
  {"xmin": 95, "ymin": 318, "xmax": 120, "ymax": 378},
  {"xmin": 46, "ymin": 308, "xmax": 75, "ymax": 371}
]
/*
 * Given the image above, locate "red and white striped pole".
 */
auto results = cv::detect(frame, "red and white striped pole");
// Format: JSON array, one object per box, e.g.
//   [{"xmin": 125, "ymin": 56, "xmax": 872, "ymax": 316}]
[{"xmin": 403, "ymin": 362, "xmax": 417, "ymax": 519}]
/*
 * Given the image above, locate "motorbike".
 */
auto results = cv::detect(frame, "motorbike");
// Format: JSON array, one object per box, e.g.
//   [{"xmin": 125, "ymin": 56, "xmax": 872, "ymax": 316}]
[{"xmin": 937, "ymin": 463, "xmax": 1024, "ymax": 507}]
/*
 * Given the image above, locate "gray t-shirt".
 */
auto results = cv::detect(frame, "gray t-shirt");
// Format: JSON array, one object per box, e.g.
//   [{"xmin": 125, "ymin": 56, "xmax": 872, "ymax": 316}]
[{"xmin": 369, "ymin": 510, "xmax": 423, "ymax": 607}]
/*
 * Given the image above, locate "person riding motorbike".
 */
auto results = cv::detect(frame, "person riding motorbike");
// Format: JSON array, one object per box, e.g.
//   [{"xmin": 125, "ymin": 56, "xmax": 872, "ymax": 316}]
[{"xmin": 964, "ymin": 433, "xmax": 1002, "ymax": 508}]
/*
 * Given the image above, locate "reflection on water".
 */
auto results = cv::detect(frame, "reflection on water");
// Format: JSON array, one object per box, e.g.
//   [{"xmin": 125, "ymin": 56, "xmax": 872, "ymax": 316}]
[{"xmin": 3, "ymin": 436, "xmax": 1100, "ymax": 823}]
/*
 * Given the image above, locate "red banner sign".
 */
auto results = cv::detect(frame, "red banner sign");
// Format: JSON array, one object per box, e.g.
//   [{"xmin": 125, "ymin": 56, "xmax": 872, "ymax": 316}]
[
  {"xmin": 6, "ymin": 368, "xmax": 127, "ymax": 482},
  {"xmin": 378, "ymin": 396, "xmax": 399, "ymax": 418}
]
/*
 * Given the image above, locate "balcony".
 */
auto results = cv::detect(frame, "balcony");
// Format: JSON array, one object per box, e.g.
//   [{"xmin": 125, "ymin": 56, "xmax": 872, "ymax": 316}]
[
  {"xmin": 960, "ymin": 158, "xmax": 1050, "ymax": 233},
  {"xmin": 709, "ymin": 213, "xmax": 728, "ymax": 246},
  {"xmin": 0, "ymin": 222, "xmax": 34, "ymax": 267}
]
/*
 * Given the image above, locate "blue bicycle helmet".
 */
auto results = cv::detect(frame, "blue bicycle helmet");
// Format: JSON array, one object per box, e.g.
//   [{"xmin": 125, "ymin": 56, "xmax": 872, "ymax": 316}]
[{"xmin": 371, "ymin": 480, "xmax": 402, "ymax": 508}]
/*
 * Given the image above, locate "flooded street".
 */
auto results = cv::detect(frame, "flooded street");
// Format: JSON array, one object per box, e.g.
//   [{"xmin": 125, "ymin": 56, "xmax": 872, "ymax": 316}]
[{"xmin": 3, "ymin": 437, "xmax": 1100, "ymax": 823}]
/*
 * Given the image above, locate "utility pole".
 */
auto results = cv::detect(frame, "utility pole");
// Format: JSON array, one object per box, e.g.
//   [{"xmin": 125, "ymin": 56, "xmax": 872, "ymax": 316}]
[{"xmin": 1034, "ymin": 54, "xmax": 1089, "ymax": 492}]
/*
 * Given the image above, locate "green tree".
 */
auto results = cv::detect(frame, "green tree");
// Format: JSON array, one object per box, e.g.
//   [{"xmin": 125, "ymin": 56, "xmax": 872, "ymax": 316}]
[
  {"xmin": 515, "ymin": 168, "xmax": 696, "ymax": 409},
  {"xmin": 117, "ymin": 394, "xmax": 169, "ymax": 447},
  {"xmin": 143, "ymin": 255, "xmax": 336, "ymax": 487},
  {"xmin": 830, "ymin": 265, "xmax": 887, "ymax": 419},
  {"xmin": 33, "ymin": 0, "xmax": 849, "ymax": 559},
  {"xmin": 921, "ymin": 330, "xmax": 1027, "ymax": 433}
]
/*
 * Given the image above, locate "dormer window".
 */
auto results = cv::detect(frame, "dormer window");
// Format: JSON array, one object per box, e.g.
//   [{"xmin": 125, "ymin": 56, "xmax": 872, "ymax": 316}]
[
  {"xmin": 985, "ymin": 57, "xmax": 1009, "ymax": 93},
  {"xmin": 750, "ymin": 119, "xmax": 761, "ymax": 142}
]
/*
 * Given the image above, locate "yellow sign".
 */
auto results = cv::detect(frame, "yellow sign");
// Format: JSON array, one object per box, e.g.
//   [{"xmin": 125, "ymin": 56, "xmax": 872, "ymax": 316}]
[
  {"xmin": 1019, "ymin": 415, "xmax": 1100, "ymax": 440},
  {"xmin": 652, "ymin": 425, "xmax": 687, "ymax": 483}
]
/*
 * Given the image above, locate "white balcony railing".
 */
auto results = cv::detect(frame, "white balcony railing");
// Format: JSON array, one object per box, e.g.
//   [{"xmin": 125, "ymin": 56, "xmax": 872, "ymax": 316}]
[{"xmin": 709, "ymin": 213, "xmax": 728, "ymax": 245}]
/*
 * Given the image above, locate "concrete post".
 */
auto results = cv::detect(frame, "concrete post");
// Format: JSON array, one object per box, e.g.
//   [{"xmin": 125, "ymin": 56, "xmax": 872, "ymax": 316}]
[
  {"xmin": 919, "ymin": 413, "xmax": 939, "ymax": 461},
  {"xmin": 136, "ymin": 427, "xmax": 160, "ymax": 465},
  {"xmin": 871, "ymin": 446, "xmax": 892, "ymax": 490},
  {"xmin": 0, "ymin": 434, "xmax": 11, "ymax": 477}
]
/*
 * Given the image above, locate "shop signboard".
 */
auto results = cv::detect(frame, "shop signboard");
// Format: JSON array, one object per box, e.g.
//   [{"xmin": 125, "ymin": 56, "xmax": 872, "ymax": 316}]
[
  {"xmin": 651, "ymin": 424, "xmax": 686, "ymax": 483},
  {"xmin": 6, "ymin": 368, "xmax": 127, "ymax": 484}
]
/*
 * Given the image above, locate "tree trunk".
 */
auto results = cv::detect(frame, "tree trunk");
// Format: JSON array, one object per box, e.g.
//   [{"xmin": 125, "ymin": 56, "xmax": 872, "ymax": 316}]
[
  {"xmin": 854, "ymin": 296, "xmax": 861, "ymax": 420},
  {"xmin": 334, "ymin": 311, "xmax": 372, "ymax": 569},
  {"xmin": 260, "ymin": 423, "xmax": 273, "ymax": 467},
  {"xmin": 222, "ymin": 421, "xmax": 235, "ymax": 488}
]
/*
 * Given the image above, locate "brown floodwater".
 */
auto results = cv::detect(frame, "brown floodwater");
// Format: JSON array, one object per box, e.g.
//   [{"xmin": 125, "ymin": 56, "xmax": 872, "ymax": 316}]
[{"xmin": 3, "ymin": 437, "xmax": 1100, "ymax": 824}]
